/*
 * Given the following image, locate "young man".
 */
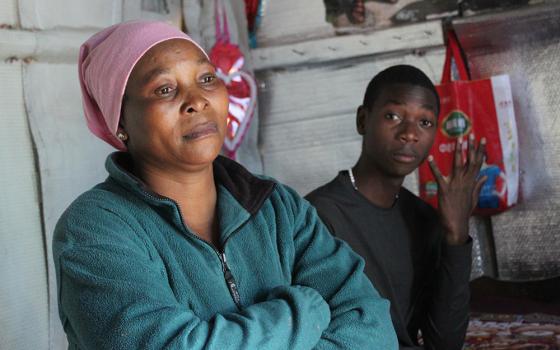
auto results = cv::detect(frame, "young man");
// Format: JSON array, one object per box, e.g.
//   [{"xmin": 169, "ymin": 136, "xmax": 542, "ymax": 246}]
[{"xmin": 306, "ymin": 65, "xmax": 486, "ymax": 350}]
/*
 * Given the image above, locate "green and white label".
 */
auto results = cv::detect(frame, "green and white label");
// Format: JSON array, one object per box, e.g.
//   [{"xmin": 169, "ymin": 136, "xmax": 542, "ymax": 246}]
[{"xmin": 441, "ymin": 110, "xmax": 472, "ymax": 138}]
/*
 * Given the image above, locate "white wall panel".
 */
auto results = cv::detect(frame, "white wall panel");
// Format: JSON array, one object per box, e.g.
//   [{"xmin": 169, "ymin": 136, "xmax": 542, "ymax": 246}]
[
  {"xmin": 0, "ymin": 28, "xmax": 94, "ymax": 63},
  {"xmin": 0, "ymin": 62, "xmax": 49, "ymax": 350},
  {"xmin": 19, "ymin": 0, "xmax": 122, "ymax": 29},
  {"xmin": 123, "ymin": 0, "xmax": 182, "ymax": 27},
  {"xmin": 257, "ymin": 0, "xmax": 334, "ymax": 46},
  {"xmin": 23, "ymin": 63, "xmax": 113, "ymax": 349},
  {"xmin": 0, "ymin": 0, "xmax": 19, "ymax": 27},
  {"xmin": 252, "ymin": 20, "xmax": 443, "ymax": 71},
  {"xmin": 259, "ymin": 49, "xmax": 445, "ymax": 128}
]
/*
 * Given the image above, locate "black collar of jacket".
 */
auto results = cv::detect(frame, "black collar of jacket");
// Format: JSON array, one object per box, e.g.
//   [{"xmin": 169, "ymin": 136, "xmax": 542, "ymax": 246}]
[{"xmin": 107, "ymin": 152, "xmax": 276, "ymax": 216}]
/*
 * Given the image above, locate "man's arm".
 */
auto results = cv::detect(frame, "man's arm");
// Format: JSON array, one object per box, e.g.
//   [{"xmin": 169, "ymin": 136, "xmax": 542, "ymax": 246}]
[
  {"xmin": 424, "ymin": 134, "xmax": 487, "ymax": 349},
  {"xmin": 285, "ymin": 187, "xmax": 398, "ymax": 350},
  {"xmin": 421, "ymin": 239, "xmax": 472, "ymax": 350}
]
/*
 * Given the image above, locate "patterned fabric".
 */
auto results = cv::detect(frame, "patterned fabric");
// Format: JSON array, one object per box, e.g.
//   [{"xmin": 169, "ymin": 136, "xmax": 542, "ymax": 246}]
[{"xmin": 464, "ymin": 313, "xmax": 560, "ymax": 349}]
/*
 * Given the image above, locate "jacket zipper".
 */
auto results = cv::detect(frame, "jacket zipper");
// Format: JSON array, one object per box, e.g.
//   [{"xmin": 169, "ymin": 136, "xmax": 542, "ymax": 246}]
[
  {"xmin": 141, "ymin": 190, "xmax": 243, "ymax": 309},
  {"xmin": 220, "ymin": 251, "xmax": 241, "ymax": 307}
]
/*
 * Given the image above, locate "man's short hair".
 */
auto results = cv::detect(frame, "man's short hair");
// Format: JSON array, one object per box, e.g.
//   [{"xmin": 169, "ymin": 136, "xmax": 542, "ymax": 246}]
[{"xmin": 362, "ymin": 65, "xmax": 440, "ymax": 116}]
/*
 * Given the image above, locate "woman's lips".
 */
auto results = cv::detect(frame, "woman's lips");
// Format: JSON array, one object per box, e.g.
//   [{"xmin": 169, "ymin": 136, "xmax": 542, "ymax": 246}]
[{"xmin": 183, "ymin": 122, "xmax": 218, "ymax": 140}]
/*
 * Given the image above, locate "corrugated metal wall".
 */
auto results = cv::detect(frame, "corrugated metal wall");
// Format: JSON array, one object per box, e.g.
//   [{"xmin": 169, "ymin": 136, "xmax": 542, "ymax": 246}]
[{"xmin": 455, "ymin": 6, "xmax": 560, "ymax": 280}]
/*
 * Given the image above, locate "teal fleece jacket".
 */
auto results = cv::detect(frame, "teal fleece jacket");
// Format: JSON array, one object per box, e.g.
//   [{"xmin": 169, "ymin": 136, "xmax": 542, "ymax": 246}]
[{"xmin": 53, "ymin": 153, "xmax": 397, "ymax": 350}]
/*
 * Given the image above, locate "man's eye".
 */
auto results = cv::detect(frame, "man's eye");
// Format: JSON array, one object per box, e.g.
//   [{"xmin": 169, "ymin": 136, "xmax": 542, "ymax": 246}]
[
  {"xmin": 385, "ymin": 113, "xmax": 400, "ymax": 121},
  {"xmin": 420, "ymin": 120, "xmax": 434, "ymax": 128}
]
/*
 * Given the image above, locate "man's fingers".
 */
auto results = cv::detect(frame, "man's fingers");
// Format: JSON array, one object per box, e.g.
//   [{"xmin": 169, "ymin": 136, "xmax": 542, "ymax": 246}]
[
  {"xmin": 475, "ymin": 137, "xmax": 487, "ymax": 166},
  {"xmin": 471, "ymin": 175, "xmax": 488, "ymax": 211},
  {"xmin": 467, "ymin": 133, "xmax": 475, "ymax": 167},
  {"xmin": 453, "ymin": 137, "xmax": 463, "ymax": 173},
  {"xmin": 467, "ymin": 137, "xmax": 486, "ymax": 178},
  {"xmin": 428, "ymin": 155, "xmax": 446, "ymax": 185}
]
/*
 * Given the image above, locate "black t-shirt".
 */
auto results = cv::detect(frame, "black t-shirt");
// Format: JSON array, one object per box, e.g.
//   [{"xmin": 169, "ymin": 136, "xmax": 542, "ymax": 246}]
[{"xmin": 306, "ymin": 171, "xmax": 472, "ymax": 350}]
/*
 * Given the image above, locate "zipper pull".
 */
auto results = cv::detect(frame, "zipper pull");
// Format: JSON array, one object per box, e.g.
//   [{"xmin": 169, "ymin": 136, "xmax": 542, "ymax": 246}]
[{"xmin": 220, "ymin": 252, "xmax": 241, "ymax": 308}]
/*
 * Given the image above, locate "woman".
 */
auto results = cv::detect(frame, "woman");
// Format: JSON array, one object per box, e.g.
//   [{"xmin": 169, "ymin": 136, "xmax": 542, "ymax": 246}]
[{"xmin": 53, "ymin": 20, "xmax": 397, "ymax": 349}]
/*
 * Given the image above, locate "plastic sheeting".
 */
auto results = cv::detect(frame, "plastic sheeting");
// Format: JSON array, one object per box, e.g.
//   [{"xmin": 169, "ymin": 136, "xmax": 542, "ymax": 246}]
[
  {"xmin": 0, "ymin": 62, "xmax": 49, "ymax": 350},
  {"xmin": 454, "ymin": 3, "xmax": 560, "ymax": 280},
  {"xmin": 18, "ymin": 0, "xmax": 121, "ymax": 29},
  {"xmin": 0, "ymin": 0, "xmax": 18, "ymax": 27},
  {"xmin": 23, "ymin": 63, "xmax": 113, "ymax": 349}
]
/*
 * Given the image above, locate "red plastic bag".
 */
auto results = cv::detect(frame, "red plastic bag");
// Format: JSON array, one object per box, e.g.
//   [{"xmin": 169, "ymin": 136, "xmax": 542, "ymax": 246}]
[
  {"xmin": 418, "ymin": 31, "xmax": 519, "ymax": 215},
  {"xmin": 209, "ymin": 0, "xmax": 257, "ymax": 159}
]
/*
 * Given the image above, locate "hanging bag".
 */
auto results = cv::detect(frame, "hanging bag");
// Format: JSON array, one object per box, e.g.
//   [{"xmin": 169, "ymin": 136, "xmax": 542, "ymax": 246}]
[
  {"xmin": 209, "ymin": 0, "xmax": 257, "ymax": 159},
  {"xmin": 418, "ymin": 31, "xmax": 519, "ymax": 215}
]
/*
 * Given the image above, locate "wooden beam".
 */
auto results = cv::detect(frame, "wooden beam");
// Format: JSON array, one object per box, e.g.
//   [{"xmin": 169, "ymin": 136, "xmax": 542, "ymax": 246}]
[
  {"xmin": 251, "ymin": 20, "xmax": 444, "ymax": 71},
  {"xmin": 0, "ymin": 28, "xmax": 94, "ymax": 62}
]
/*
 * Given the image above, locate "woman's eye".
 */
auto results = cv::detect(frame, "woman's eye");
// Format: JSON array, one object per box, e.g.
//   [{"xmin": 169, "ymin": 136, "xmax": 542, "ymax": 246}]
[
  {"xmin": 155, "ymin": 86, "xmax": 175, "ymax": 96},
  {"xmin": 201, "ymin": 74, "xmax": 217, "ymax": 84}
]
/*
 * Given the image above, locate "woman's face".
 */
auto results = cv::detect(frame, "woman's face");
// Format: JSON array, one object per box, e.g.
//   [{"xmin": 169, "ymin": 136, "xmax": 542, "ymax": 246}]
[{"xmin": 121, "ymin": 39, "xmax": 229, "ymax": 172}]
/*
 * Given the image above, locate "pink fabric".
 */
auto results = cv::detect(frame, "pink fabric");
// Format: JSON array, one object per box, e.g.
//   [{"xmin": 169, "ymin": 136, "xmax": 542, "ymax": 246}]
[{"xmin": 78, "ymin": 20, "xmax": 208, "ymax": 150}]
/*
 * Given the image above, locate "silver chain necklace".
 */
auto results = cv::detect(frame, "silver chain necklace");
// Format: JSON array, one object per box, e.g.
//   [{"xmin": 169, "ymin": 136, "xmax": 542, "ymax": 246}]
[
  {"xmin": 348, "ymin": 168, "xmax": 399, "ymax": 201},
  {"xmin": 348, "ymin": 168, "xmax": 359, "ymax": 191}
]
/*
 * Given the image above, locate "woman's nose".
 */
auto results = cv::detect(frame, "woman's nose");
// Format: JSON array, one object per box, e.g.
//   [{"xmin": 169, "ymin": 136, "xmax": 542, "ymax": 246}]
[{"xmin": 181, "ymin": 91, "xmax": 209, "ymax": 115}]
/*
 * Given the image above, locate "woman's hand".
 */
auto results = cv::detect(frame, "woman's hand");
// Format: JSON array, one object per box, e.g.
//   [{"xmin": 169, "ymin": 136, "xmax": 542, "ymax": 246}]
[{"xmin": 428, "ymin": 134, "xmax": 487, "ymax": 245}]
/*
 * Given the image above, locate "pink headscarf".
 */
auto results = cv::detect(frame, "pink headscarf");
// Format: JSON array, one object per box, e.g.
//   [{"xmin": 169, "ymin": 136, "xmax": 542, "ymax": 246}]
[{"xmin": 78, "ymin": 20, "xmax": 208, "ymax": 150}]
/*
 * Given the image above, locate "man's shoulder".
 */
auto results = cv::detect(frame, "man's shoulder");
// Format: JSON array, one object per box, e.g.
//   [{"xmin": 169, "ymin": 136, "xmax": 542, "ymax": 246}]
[{"xmin": 305, "ymin": 172, "xmax": 351, "ymax": 206}]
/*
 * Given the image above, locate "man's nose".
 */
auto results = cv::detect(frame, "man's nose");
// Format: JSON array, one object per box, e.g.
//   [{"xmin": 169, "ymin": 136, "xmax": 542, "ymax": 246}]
[{"xmin": 398, "ymin": 121, "xmax": 419, "ymax": 143}]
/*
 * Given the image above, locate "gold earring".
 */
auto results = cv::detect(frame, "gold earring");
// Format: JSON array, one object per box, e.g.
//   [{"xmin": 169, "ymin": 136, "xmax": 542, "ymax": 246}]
[{"xmin": 117, "ymin": 131, "xmax": 128, "ymax": 141}]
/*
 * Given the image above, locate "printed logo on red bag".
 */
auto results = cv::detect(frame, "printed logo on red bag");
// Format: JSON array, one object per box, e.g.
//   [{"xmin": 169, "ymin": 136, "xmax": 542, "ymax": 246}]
[
  {"xmin": 425, "ymin": 181, "xmax": 438, "ymax": 198},
  {"xmin": 441, "ymin": 110, "xmax": 472, "ymax": 138}
]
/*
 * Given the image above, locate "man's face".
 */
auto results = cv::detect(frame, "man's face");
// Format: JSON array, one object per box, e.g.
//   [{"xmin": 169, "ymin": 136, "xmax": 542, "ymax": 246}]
[{"xmin": 358, "ymin": 83, "xmax": 438, "ymax": 179}]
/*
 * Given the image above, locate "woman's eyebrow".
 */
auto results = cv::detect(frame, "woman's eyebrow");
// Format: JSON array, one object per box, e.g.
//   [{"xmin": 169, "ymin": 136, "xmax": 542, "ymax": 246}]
[
  {"xmin": 197, "ymin": 57, "xmax": 212, "ymax": 66},
  {"xmin": 141, "ymin": 56, "xmax": 211, "ymax": 84},
  {"xmin": 142, "ymin": 68, "xmax": 171, "ymax": 84}
]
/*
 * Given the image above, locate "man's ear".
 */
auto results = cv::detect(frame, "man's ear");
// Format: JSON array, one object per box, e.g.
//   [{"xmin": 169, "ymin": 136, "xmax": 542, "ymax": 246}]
[{"xmin": 356, "ymin": 105, "xmax": 367, "ymax": 135}]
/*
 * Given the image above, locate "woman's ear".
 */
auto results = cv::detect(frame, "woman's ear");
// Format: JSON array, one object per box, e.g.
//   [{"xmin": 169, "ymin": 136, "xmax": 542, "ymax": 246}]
[
  {"xmin": 119, "ymin": 95, "xmax": 128, "ymax": 128},
  {"xmin": 116, "ymin": 126, "xmax": 128, "ymax": 142},
  {"xmin": 117, "ymin": 105, "xmax": 128, "ymax": 142},
  {"xmin": 356, "ymin": 105, "xmax": 367, "ymax": 135}
]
